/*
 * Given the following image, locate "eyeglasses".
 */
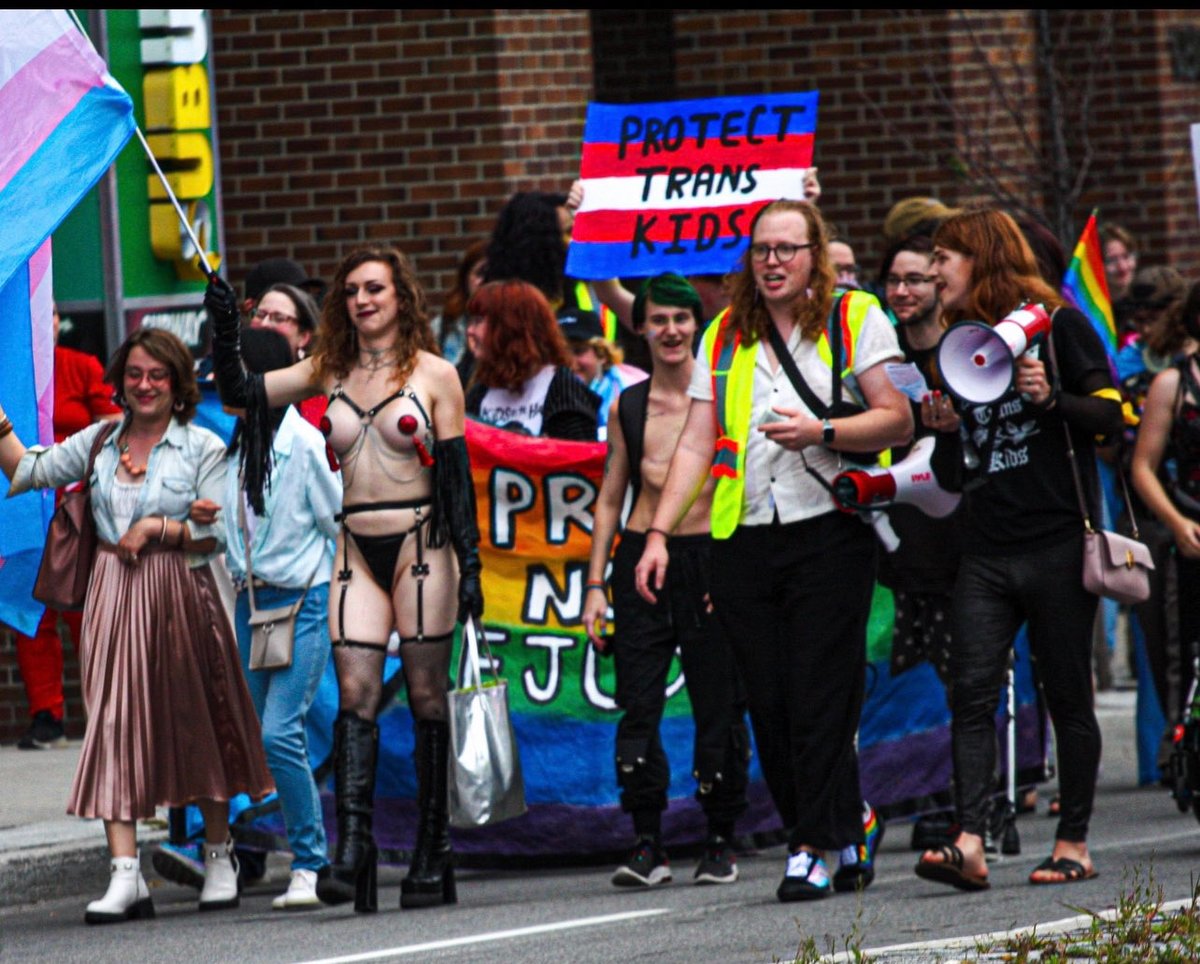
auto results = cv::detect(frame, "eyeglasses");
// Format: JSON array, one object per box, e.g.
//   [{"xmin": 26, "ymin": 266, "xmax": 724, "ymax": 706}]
[
  {"xmin": 749, "ymin": 242, "xmax": 815, "ymax": 263},
  {"xmin": 125, "ymin": 367, "xmax": 171, "ymax": 384},
  {"xmin": 251, "ymin": 307, "xmax": 298, "ymax": 326},
  {"xmin": 885, "ymin": 274, "xmax": 935, "ymax": 289}
]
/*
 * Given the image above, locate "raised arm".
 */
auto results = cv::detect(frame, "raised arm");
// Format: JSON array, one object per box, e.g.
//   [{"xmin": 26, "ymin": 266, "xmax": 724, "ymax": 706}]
[{"xmin": 583, "ymin": 397, "xmax": 630, "ymax": 648}]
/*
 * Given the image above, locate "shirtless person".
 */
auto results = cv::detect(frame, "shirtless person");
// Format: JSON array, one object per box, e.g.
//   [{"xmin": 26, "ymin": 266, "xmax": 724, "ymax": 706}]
[{"xmin": 582, "ymin": 273, "xmax": 749, "ymax": 888}]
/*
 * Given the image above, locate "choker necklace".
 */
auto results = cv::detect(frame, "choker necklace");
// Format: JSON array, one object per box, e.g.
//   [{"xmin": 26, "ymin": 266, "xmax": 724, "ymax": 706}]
[
  {"xmin": 359, "ymin": 345, "xmax": 398, "ymax": 372},
  {"xmin": 119, "ymin": 442, "xmax": 148, "ymax": 477}
]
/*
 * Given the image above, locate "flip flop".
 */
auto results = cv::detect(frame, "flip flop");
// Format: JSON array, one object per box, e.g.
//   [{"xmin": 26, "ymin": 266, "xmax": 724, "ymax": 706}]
[
  {"xmin": 1029, "ymin": 855, "xmax": 1098, "ymax": 885},
  {"xmin": 914, "ymin": 844, "xmax": 990, "ymax": 892}
]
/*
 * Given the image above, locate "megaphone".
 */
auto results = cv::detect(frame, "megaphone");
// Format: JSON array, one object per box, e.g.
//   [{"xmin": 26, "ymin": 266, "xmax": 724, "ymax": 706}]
[
  {"xmin": 936, "ymin": 303, "xmax": 1052, "ymax": 405},
  {"xmin": 832, "ymin": 436, "xmax": 961, "ymax": 519}
]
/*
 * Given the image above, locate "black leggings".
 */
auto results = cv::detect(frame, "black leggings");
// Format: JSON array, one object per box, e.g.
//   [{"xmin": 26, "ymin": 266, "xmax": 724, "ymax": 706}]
[{"xmin": 950, "ymin": 533, "xmax": 1100, "ymax": 843}]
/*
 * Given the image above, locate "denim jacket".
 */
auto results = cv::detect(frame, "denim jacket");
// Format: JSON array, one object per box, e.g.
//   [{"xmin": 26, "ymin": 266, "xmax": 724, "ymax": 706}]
[
  {"xmin": 223, "ymin": 407, "xmax": 341, "ymax": 589},
  {"xmin": 7, "ymin": 417, "xmax": 227, "ymax": 567}
]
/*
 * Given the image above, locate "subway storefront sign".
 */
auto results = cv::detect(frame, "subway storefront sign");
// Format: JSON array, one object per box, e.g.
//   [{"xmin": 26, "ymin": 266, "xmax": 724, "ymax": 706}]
[{"xmin": 54, "ymin": 10, "xmax": 221, "ymax": 359}]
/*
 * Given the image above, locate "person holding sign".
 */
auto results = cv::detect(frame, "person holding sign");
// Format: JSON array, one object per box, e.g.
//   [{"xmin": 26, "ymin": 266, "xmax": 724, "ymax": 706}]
[
  {"xmin": 207, "ymin": 246, "xmax": 482, "ymax": 913},
  {"xmin": 635, "ymin": 200, "xmax": 912, "ymax": 901},
  {"xmin": 583, "ymin": 273, "xmax": 749, "ymax": 888}
]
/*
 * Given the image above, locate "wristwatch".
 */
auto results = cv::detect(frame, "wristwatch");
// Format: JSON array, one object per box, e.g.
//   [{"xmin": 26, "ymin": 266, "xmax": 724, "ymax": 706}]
[{"xmin": 822, "ymin": 418, "xmax": 835, "ymax": 445}]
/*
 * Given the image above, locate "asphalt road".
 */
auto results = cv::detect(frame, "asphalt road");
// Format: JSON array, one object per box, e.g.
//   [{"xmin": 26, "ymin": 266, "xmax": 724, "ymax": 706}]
[{"xmin": 4, "ymin": 692, "xmax": 1198, "ymax": 964}]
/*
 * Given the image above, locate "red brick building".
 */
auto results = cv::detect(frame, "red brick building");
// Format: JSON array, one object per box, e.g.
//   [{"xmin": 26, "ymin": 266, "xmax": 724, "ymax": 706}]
[{"xmin": 2, "ymin": 8, "xmax": 1198, "ymax": 740}]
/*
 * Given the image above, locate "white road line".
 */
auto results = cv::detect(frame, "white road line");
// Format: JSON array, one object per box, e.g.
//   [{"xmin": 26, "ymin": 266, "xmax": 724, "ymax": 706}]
[{"xmin": 292, "ymin": 908, "xmax": 671, "ymax": 964}]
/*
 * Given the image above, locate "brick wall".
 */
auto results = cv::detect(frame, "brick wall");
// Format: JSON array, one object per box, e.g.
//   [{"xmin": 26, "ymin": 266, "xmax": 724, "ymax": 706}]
[
  {"xmin": 210, "ymin": 8, "xmax": 593, "ymax": 306},
  {"xmin": 0, "ymin": 622, "xmax": 85, "ymax": 743}
]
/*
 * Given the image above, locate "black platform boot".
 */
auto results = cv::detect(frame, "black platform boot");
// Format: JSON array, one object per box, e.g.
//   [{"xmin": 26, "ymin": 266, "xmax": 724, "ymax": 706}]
[
  {"xmin": 401, "ymin": 719, "xmax": 457, "ymax": 908},
  {"xmin": 317, "ymin": 711, "xmax": 379, "ymax": 913}
]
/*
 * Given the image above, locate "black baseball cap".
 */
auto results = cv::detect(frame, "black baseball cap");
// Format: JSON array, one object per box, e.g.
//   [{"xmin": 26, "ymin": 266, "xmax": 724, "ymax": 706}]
[{"xmin": 557, "ymin": 307, "xmax": 604, "ymax": 341}]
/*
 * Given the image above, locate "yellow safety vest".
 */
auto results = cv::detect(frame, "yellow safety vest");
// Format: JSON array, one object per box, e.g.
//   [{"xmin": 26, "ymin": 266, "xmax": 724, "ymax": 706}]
[{"xmin": 705, "ymin": 290, "xmax": 878, "ymax": 539}]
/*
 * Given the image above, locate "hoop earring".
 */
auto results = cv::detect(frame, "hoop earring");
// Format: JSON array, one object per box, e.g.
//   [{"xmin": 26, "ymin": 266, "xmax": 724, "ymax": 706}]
[{"xmin": 173, "ymin": 399, "xmax": 184, "ymax": 412}]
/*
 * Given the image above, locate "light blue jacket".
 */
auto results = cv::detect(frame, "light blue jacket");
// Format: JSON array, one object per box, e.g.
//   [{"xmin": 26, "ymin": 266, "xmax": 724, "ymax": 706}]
[
  {"xmin": 223, "ymin": 407, "xmax": 341, "ymax": 589},
  {"xmin": 7, "ymin": 417, "xmax": 227, "ymax": 567}
]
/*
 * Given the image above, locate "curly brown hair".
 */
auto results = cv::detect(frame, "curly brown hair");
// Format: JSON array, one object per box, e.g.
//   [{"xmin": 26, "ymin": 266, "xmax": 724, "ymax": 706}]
[
  {"xmin": 468, "ymin": 280, "xmax": 570, "ymax": 391},
  {"xmin": 312, "ymin": 245, "xmax": 436, "ymax": 388},
  {"xmin": 726, "ymin": 200, "xmax": 837, "ymax": 344},
  {"xmin": 104, "ymin": 326, "xmax": 200, "ymax": 423},
  {"xmin": 933, "ymin": 209, "xmax": 1063, "ymax": 327}
]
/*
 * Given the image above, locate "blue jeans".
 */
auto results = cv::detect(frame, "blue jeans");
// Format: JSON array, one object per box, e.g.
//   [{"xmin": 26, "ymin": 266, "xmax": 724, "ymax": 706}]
[{"xmin": 235, "ymin": 583, "xmax": 331, "ymax": 872}]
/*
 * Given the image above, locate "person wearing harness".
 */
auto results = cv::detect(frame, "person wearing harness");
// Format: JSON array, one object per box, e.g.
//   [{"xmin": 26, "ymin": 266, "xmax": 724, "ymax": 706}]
[
  {"xmin": 206, "ymin": 245, "xmax": 482, "ymax": 913},
  {"xmin": 635, "ymin": 200, "xmax": 912, "ymax": 901},
  {"xmin": 582, "ymin": 273, "xmax": 750, "ymax": 888}
]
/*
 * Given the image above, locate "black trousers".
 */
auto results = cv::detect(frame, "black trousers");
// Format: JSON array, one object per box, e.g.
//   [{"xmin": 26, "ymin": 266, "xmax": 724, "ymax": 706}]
[
  {"xmin": 708, "ymin": 512, "xmax": 877, "ymax": 852},
  {"xmin": 610, "ymin": 531, "xmax": 750, "ymax": 835},
  {"xmin": 951, "ymin": 533, "xmax": 1100, "ymax": 842}
]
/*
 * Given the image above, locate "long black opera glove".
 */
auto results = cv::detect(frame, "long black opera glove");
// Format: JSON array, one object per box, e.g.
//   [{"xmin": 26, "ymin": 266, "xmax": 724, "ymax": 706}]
[
  {"xmin": 429, "ymin": 436, "xmax": 483, "ymax": 623},
  {"xmin": 205, "ymin": 277, "xmax": 274, "ymax": 513}
]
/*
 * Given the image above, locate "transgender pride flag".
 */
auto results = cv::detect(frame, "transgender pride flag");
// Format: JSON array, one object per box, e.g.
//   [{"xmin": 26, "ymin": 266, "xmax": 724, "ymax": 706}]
[
  {"xmin": 0, "ymin": 9, "xmax": 135, "ymax": 290},
  {"xmin": 0, "ymin": 10, "xmax": 134, "ymax": 634},
  {"xmin": 567, "ymin": 90, "xmax": 819, "ymax": 279}
]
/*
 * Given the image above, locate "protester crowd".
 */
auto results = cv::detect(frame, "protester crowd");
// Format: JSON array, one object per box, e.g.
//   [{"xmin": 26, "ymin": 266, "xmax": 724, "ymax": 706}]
[{"xmin": 5, "ymin": 171, "xmax": 1200, "ymax": 924}]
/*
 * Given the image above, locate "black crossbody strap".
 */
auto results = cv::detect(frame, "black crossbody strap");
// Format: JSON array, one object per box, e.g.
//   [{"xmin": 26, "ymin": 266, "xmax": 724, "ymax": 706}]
[{"xmin": 763, "ymin": 294, "xmax": 846, "ymax": 419}]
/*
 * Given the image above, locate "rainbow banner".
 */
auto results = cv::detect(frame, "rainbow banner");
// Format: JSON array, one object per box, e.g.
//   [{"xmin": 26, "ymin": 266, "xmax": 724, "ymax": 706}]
[
  {"xmin": 567, "ymin": 91, "xmax": 819, "ymax": 280},
  {"xmin": 233, "ymin": 421, "xmax": 1050, "ymax": 860},
  {"xmin": 1061, "ymin": 210, "xmax": 1117, "ymax": 361}
]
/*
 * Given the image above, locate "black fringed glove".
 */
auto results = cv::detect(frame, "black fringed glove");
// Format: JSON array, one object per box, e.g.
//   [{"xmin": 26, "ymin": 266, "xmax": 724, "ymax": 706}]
[
  {"xmin": 205, "ymin": 276, "xmax": 250, "ymax": 408},
  {"xmin": 431, "ymin": 436, "xmax": 483, "ymax": 623}
]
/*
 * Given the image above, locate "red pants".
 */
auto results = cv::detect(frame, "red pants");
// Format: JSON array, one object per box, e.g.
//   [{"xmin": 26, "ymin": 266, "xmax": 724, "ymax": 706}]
[{"xmin": 15, "ymin": 607, "xmax": 81, "ymax": 720}]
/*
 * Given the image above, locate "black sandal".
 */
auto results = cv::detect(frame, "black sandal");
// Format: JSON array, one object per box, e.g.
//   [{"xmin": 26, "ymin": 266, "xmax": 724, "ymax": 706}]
[{"xmin": 914, "ymin": 844, "xmax": 990, "ymax": 892}]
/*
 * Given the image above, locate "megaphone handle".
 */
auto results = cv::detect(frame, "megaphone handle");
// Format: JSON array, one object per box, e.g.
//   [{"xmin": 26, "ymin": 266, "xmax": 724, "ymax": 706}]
[{"xmin": 866, "ymin": 511, "xmax": 900, "ymax": 552}]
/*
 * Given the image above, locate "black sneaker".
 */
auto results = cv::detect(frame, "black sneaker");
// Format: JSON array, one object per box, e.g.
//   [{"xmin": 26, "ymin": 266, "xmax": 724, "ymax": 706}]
[
  {"xmin": 17, "ymin": 710, "xmax": 66, "ymax": 750},
  {"xmin": 611, "ymin": 837, "xmax": 672, "ymax": 887},
  {"xmin": 693, "ymin": 835, "xmax": 738, "ymax": 885},
  {"xmin": 152, "ymin": 842, "xmax": 205, "ymax": 890}
]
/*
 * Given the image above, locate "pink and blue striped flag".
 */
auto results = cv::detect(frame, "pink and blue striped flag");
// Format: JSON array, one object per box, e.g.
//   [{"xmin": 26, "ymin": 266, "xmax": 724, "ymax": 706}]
[
  {"xmin": 566, "ymin": 90, "xmax": 819, "ymax": 279},
  {"xmin": 0, "ymin": 11, "xmax": 134, "ymax": 634},
  {"xmin": 1061, "ymin": 210, "xmax": 1117, "ymax": 363},
  {"xmin": 0, "ymin": 241, "xmax": 57, "ymax": 635},
  {"xmin": 0, "ymin": 9, "xmax": 135, "ymax": 290}
]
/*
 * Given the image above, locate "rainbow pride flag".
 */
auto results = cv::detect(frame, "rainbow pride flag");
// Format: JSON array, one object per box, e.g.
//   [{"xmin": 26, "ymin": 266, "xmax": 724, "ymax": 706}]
[
  {"xmin": 1061, "ymin": 210, "xmax": 1116, "ymax": 361},
  {"xmin": 0, "ymin": 9, "xmax": 135, "ymax": 290}
]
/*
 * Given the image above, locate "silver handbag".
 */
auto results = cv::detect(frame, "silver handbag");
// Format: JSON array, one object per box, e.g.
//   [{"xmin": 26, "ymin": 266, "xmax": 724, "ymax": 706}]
[
  {"xmin": 448, "ymin": 618, "xmax": 527, "ymax": 828},
  {"xmin": 240, "ymin": 495, "xmax": 318, "ymax": 672}
]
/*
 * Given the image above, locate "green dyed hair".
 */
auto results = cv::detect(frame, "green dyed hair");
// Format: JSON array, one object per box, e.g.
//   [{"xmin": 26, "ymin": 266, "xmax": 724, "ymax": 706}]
[{"xmin": 631, "ymin": 272, "xmax": 705, "ymax": 330}]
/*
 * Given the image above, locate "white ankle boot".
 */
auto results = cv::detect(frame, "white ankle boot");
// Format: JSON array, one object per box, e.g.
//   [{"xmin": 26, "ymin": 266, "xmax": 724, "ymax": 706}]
[
  {"xmin": 199, "ymin": 838, "xmax": 240, "ymax": 911},
  {"xmin": 85, "ymin": 853, "xmax": 155, "ymax": 925},
  {"xmin": 272, "ymin": 868, "xmax": 323, "ymax": 910}
]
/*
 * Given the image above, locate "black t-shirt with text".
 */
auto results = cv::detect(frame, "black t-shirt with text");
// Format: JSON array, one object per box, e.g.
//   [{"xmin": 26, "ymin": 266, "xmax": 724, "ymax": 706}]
[{"xmin": 958, "ymin": 306, "xmax": 1112, "ymax": 555}]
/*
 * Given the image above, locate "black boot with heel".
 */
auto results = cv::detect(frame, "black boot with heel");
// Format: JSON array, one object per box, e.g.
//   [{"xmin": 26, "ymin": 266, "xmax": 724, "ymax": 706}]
[
  {"xmin": 401, "ymin": 718, "xmax": 457, "ymax": 908},
  {"xmin": 317, "ymin": 711, "xmax": 379, "ymax": 913}
]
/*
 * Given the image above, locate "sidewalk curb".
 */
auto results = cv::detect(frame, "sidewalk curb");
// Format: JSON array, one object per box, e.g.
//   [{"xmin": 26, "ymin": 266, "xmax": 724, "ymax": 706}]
[{"xmin": 0, "ymin": 831, "xmax": 164, "ymax": 909}]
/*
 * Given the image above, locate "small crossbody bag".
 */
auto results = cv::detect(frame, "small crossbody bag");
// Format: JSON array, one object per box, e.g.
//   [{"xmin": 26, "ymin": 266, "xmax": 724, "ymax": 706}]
[{"xmin": 239, "ymin": 494, "xmax": 319, "ymax": 671}]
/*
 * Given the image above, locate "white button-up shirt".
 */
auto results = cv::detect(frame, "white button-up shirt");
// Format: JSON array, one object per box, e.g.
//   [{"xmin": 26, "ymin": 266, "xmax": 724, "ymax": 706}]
[{"xmin": 688, "ymin": 303, "xmax": 901, "ymax": 525}]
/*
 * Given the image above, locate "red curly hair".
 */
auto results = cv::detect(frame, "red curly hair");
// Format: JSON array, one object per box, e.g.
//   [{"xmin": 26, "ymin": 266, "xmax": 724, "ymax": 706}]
[{"xmin": 468, "ymin": 280, "xmax": 571, "ymax": 391}]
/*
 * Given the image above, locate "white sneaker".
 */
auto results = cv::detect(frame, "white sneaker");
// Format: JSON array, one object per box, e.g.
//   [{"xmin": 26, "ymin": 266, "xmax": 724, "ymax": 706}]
[
  {"xmin": 272, "ymin": 869, "xmax": 323, "ymax": 911},
  {"xmin": 199, "ymin": 839, "xmax": 240, "ymax": 911},
  {"xmin": 85, "ymin": 854, "xmax": 155, "ymax": 924}
]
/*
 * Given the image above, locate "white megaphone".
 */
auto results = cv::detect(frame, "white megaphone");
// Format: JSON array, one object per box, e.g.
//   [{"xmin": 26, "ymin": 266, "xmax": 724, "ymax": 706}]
[
  {"xmin": 832, "ymin": 436, "xmax": 961, "ymax": 519},
  {"xmin": 936, "ymin": 303, "xmax": 1052, "ymax": 405}
]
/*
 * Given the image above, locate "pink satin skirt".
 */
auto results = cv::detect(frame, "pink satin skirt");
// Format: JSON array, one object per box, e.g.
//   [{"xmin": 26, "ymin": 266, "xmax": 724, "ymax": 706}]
[{"xmin": 67, "ymin": 546, "xmax": 275, "ymax": 821}]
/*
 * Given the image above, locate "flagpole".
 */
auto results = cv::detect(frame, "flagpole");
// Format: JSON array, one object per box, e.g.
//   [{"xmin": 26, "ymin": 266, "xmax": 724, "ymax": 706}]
[
  {"xmin": 133, "ymin": 128, "xmax": 217, "ymax": 280},
  {"xmin": 67, "ymin": 9, "xmax": 217, "ymax": 281}
]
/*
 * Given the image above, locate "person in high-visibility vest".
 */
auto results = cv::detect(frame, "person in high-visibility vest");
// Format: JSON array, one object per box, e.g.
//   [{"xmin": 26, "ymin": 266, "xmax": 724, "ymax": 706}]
[{"xmin": 635, "ymin": 199, "xmax": 912, "ymax": 902}]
